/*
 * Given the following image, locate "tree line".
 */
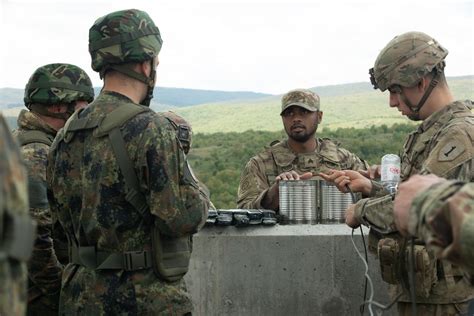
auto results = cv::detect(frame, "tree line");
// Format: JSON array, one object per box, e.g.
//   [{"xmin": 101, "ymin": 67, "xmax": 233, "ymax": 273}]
[{"xmin": 188, "ymin": 123, "xmax": 415, "ymax": 208}]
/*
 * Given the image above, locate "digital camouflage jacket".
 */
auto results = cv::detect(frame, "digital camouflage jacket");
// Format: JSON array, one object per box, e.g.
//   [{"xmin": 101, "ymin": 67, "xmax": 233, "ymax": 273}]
[
  {"xmin": 237, "ymin": 138, "xmax": 368, "ymax": 209},
  {"xmin": 0, "ymin": 114, "xmax": 30, "ymax": 316},
  {"xmin": 354, "ymin": 100, "xmax": 474, "ymax": 304},
  {"xmin": 47, "ymin": 91, "xmax": 207, "ymax": 315},
  {"xmin": 13, "ymin": 109, "xmax": 63, "ymax": 314},
  {"xmin": 409, "ymin": 181, "xmax": 474, "ymax": 280}
]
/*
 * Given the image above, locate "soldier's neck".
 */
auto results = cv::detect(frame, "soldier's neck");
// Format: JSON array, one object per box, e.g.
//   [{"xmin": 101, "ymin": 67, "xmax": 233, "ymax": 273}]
[
  {"xmin": 287, "ymin": 138, "xmax": 317, "ymax": 154},
  {"xmin": 103, "ymin": 75, "xmax": 147, "ymax": 105}
]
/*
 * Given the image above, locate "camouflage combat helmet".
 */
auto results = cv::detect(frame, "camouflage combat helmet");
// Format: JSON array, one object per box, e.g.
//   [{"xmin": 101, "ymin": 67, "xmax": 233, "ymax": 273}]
[
  {"xmin": 369, "ymin": 31, "xmax": 448, "ymax": 92},
  {"xmin": 163, "ymin": 111, "xmax": 192, "ymax": 154},
  {"xmin": 89, "ymin": 9, "xmax": 162, "ymax": 74},
  {"xmin": 24, "ymin": 63, "xmax": 94, "ymax": 107},
  {"xmin": 89, "ymin": 9, "xmax": 163, "ymax": 106},
  {"xmin": 281, "ymin": 89, "xmax": 320, "ymax": 115}
]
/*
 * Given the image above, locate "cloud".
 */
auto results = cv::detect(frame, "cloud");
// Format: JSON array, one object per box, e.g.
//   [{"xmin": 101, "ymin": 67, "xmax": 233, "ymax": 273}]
[{"xmin": 1, "ymin": 0, "xmax": 472, "ymax": 93}]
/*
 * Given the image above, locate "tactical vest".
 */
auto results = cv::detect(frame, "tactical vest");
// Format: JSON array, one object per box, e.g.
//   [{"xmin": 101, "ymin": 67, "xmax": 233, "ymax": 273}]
[
  {"xmin": 261, "ymin": 139, "xmax": 353, "ymax": 184},
  {"xmin": 59, "ymin": 102, "xmax": 191, "ymax": 281}
]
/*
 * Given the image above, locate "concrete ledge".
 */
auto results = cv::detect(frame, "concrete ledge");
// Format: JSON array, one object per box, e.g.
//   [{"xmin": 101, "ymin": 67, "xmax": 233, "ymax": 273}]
[{"xmin": 185, "ymin": 224, "xmax": 396, "ymax": 316}]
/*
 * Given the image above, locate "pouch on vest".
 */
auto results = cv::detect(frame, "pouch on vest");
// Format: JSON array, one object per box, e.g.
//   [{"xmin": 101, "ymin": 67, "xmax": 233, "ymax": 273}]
[
  {"xmin": 377, "ymin": 237, "xmax": 402, "ymax": 284},
  {"xmin": 2, "ymin": 211, "xmax": 36, "ymax": 261},
  {"xmin": 151, "ymin": 224, "xmax": 192, "ymax": 282},
  {"xmin": 405, "ymin": 244, "xmax": 438, "ymax": 298}
]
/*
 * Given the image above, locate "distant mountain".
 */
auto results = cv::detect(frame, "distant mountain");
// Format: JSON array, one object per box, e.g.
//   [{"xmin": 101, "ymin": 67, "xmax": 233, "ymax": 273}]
[
  {"xmin": 2, "ymin": 76, "xmax": 472, "ymax": 132},
  {"xmin": 0, "ymin": 86, "xmax": 272, "ymax": 110}
]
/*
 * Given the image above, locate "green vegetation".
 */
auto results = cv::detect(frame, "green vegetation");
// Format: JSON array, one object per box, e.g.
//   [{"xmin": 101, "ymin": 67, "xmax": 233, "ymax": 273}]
[
  {"xmin": 177, "ymin": 76, "xmax": 473, "ymax": 133},
  {"xmin": 188, "ymin": 124, "xmax": 415, "ymax": 209}
]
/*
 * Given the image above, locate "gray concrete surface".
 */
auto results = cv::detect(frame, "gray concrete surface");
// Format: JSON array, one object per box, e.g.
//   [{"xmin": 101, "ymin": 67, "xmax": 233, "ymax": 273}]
[{"xmin": 185, "ymin": 224, "xmax": 397, "ymax": 316}]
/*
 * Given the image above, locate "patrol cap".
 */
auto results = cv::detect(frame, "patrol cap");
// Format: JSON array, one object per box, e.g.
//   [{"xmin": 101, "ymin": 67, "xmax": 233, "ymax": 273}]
[{"xmin": 280, "ymin": 89, "xmax": 320, "ymax": 115}]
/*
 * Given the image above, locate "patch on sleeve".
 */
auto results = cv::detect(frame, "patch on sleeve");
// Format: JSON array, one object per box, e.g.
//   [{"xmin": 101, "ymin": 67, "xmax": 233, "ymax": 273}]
[{"xmin": 438, "ymin": 140, "xmax": 466, "ymax": 162}]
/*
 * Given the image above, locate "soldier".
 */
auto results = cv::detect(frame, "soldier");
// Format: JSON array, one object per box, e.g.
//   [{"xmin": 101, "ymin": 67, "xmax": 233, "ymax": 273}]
[
  {"xmin": 0, "ymin": 114, "xmax": 35, "ymax": 316},
  {"xmin": 237, "ymin": 88, "xmax": 368, "ymax": 211},
  {"xmin": 393, "ymin": 174, "xmax": 474, "ymax": 278},
  {"xmin": 46, "ymin": 9, "xmax": 208, "ymax": 315},
  {"xmin": 323, "ymin": 32, "xmax": 474, "ymax": 315},
  {"xmin": 13, "ymin": 63, "xmax": 94, "ymax": 316}
]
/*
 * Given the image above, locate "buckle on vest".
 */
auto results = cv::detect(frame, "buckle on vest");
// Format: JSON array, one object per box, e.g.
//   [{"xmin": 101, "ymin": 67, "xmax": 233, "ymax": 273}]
[{"xmin": 123, "ymin": 251, "xmax": 149, "ymax": 271}]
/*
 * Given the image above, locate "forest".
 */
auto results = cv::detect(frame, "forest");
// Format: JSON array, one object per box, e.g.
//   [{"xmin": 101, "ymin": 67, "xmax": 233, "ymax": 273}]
[{"xmin": 188, "ymin": 123, "xmax": 415, "ymax": 208}]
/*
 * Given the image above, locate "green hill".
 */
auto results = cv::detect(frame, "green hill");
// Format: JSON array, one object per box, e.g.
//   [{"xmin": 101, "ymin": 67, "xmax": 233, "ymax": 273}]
[
  {"xmin": 2, "ymin": 76, "xmax": 472, "ymax": 131},
  {"xmin": 175, "ymin": 76, "xmax": 474, "ymax": 133}
]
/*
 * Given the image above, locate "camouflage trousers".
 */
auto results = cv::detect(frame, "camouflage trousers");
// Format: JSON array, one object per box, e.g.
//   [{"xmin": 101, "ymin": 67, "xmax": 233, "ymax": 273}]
[
  {"xmin": 397, "ymin": 301, "xmax": 469, "ymax": 316},
  {"xmin": 59, "ymin": 265, "xmax": 193, "ymax": 315}
]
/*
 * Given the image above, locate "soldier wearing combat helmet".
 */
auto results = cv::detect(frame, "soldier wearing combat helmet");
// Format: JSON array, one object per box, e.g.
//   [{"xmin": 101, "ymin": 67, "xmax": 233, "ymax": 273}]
[
  {"xmin": 47, "ymin": 9, "xmax": 208, "ymax": 314},
  {"xmin": 323, "ymin": 31, "xmax": 474, "ymax": 315},
  {"xmin": 237, "ymin": 88, "xmax": 369, "ymax": 211},
  {"xmin": 13, "ymin": 63, "xmax": 94, "ymax": 316}
]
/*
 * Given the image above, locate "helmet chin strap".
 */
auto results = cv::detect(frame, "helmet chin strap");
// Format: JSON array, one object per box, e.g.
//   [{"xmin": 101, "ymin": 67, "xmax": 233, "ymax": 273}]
[
  {"xmin": 29, "ymin": 103, "xmax": 76, "ymax": 121},
  {"xmin": 400, "ymin": 70, "xmax": 440, "ymax": 119}
]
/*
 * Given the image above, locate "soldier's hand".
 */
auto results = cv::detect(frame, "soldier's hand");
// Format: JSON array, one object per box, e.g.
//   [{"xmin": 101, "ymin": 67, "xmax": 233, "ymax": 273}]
[
  {"xmin": 275, "ymin": 171, "xmax": 312, "ymax": 181},
  {"xmin": 359, "ymin": 164, "xmax": 381, "ymax": 180},
  {"xmin": 345, "ymin": 204, "xmax": 360, "ymax": 228},
  {"xmin": 319, "ymin": 169, "xmax": 372, "ymax": 195},
  {"xmin": 394, "ymin": 174, "xmax": 445, "ymax": 236}
]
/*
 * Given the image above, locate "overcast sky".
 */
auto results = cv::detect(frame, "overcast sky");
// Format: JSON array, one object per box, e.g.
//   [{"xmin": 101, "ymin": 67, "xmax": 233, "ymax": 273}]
[{"xmin": 0, "ymin": 0, "xmax": 473, "ymax": 94}]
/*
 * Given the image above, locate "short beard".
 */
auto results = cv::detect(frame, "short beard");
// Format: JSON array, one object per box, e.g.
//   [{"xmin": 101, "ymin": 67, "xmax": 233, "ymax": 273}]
[{"xmin": 287, "ymin": 125, "xmax": 317, "ymax": 143}]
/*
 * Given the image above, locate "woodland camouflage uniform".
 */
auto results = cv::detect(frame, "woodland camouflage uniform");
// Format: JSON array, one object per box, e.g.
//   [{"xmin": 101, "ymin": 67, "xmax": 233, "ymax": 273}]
[
  {"xmin": 0, "ymin": 114, "xmax": 35, "ymax": 316},
  {"xmin": 13, "ymin": 63, "xmax": 94, "ymax": 316},
  {"xmin": 357, "ymin": 31, "xmax": 474, "ymax": 315},
  {"xmin": 47, "ymin": 9, "xmax": 208, "ymax": 315},
  {"xmin": 237, "ymin": 89, "xmax": 369, "ymax": 210}
]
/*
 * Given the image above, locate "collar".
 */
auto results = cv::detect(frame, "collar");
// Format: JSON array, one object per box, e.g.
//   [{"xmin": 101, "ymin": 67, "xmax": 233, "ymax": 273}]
[
  {"xmin": 16, "ymin": 109, "xmax": 57, "ymax": 137},
  {"xmin": 418, "ymin": 100, "xmax": 469, "ymax": 133}
]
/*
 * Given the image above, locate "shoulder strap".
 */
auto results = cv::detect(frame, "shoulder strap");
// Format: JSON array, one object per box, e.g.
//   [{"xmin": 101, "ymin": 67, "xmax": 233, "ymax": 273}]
[
  {"xmin": 17, "ymin": 130, "xmax": 53, "ymax": 146},
  {"xmin": 108, "ymin": 127, "xmax": 148, "ymax": 216}
]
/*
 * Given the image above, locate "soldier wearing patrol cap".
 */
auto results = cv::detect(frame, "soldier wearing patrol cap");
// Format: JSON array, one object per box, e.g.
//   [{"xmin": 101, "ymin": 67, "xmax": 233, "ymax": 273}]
[
  {"xmin": 46, "ymin": 9, "xmax": 208, "ymax": 315},
  {"xmin": 323, "ymin": 31, "xmax": 474, "ymax": 315},
  {"xmin": 12, "ymin": 63, "xmax": 94, "ymax": 316},
  {"xmin": 237, "ymin": 88, "xmax": 368, "ymax": 211}
]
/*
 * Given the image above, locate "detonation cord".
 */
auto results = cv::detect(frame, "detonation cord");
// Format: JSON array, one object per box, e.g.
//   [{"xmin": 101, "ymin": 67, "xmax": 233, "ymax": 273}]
[
  {"xmin": 346, "ymin": 185, "xmax": 402, "ymax": 315},
  {"xmin": 346, "ymin": 186, "xmax": 370, "ymax": 315}
]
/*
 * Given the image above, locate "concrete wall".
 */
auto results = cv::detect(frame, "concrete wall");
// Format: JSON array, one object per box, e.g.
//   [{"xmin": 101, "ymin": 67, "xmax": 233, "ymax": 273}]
[{"xmin": 185, "ymin": 224, "xmax": 397, "ymax": 316}]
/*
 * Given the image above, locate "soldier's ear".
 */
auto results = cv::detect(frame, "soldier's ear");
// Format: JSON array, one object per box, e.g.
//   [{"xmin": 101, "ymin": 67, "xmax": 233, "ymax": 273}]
[{"xmin": 317, "ymin": 111, "xmax": 323, "ymax": 124}]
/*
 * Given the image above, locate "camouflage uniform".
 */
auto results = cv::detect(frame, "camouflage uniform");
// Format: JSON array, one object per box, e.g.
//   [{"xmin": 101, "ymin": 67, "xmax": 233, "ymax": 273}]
[
  {"xmin": 358, "ymin": 32, "xmax": 474, "ymax": 315},
  {"xmin": 0, "ymin": 114, "xmax": 34, "ymax": 316},
  {"xmin": 14, "ymin": 63, "xmax": 94, "ymax": 316},
  {"xmin": 408, "ymin": 181, "xmax": 474, "ymax": 278},
  {"xmin": 237, "ymin": 89, "xmax": 368, "ymax": 210},
  {"xmin": 47, "ymin": 9, "xmax": 207, "ymax": 315},
  {"xmin": 163, "ymin": 111, "xmax": 217, "ymax": 212}
]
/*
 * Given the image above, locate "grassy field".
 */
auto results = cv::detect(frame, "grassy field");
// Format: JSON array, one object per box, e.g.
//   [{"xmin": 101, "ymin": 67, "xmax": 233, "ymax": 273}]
[
  {"xmin": 2, "ymin": 76, "xmax": 472, "ymax": 131},
  {"xmin": 176, "ymin": 77, "xmax": 473, "ymax": 133}
]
